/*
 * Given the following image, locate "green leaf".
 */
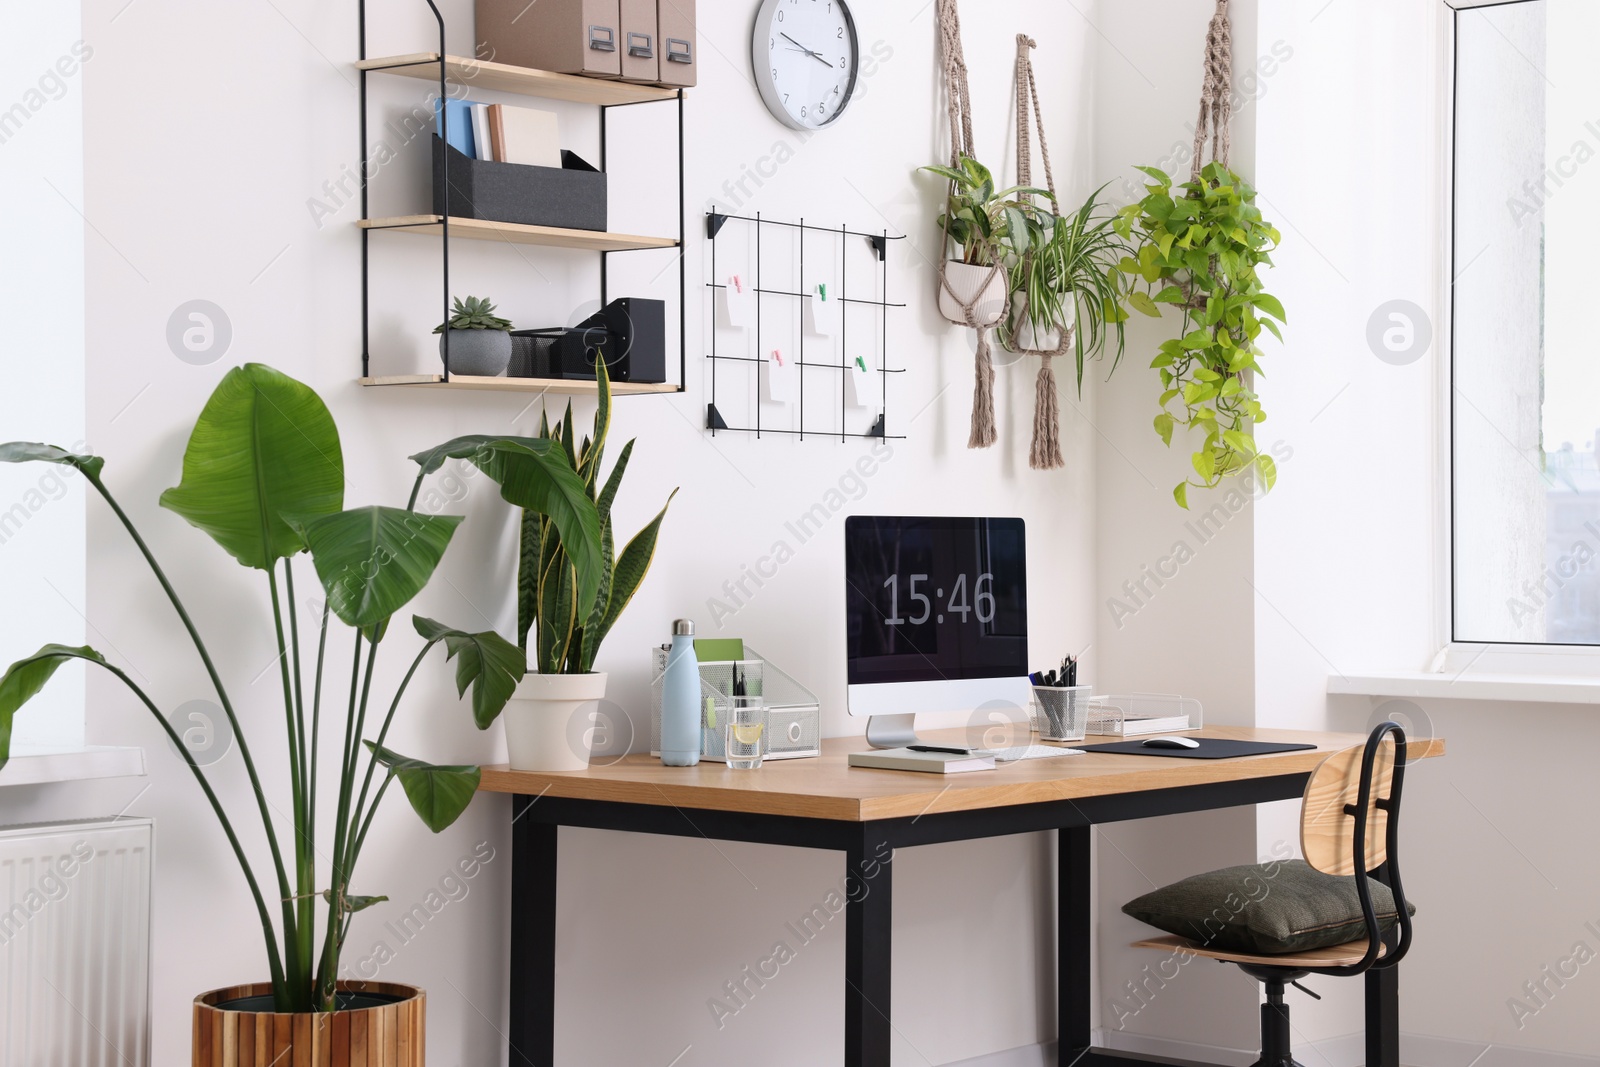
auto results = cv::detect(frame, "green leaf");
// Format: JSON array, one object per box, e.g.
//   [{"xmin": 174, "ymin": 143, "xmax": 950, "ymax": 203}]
[
  {"xmin": 1126, "ymin": 291, "xmax": 1162, "ymax": 318},
  {"xmin": 1255, "ymin": 453, "xmax": 1278, "ymax": 491},
  {"xmin": 159, "ymin": 364, "xmax": 344, "ymax": 570},
  {"xmin": 1134, "ymin": 165, "xmax": 1172, "ymax": 186},
  {"xmin": 412, "ymin": 617, "xmax": 526, "ymax": 730},
  {"xmin": 517, "ymin": 508, "xmax": 541, "ymax": 654},
  {"xmin": 1252, "ymin": 293, "xmax": 1287, "ymax": 322},
  {"xmin": 460, "ymin": 439, "xmax": 605, "ymax": 614},
  {"xmin": 1192, "ymin": 450, "xmax": 1216, "ymax": 480},
  {"xmin": 0, "ymin": 645, "xmax": 105, "ymax": 769},
  {"xmin": 364, "ymin": 742, "xmax": 480, "ymax": 833},
  {"xmin": 292, "ymin": 507, "xmax": 464, "ymax": 632},
  {"xmin": 593, "ymin": 489, "xmax": 677, "ymax": 662},
  {"xmin": 0, "ymin": 442, "xmax": 104, "ymax": 481},
  {"xmin": 1173, "ymin": 483, "xmax": 1189, "ymax": 509},
  {"xmin": 1153, "ymin": 413, "xmax": 1175, "ymax": 446},
  {"xmin": 1222, "ymin": 429, "xmax": 1255, "ymax": 455}
]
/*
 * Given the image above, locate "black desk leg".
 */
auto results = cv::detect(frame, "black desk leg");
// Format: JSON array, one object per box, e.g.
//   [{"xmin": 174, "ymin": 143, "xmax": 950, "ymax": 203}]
[
  {"xmin": 510, "ymin": 799, "xmax": 557, "ymax": 1067},
  {"xmin": 1365, "ymin": 963, "xmax": 1399, "ymax": 1067},
  {"xmin": 1059, "ymin": 826, "xmax": 1092, "ymax": 1063},
  {"xmin": 845, "ymin": 830, "xmax": 893, "ymax": 1067}
]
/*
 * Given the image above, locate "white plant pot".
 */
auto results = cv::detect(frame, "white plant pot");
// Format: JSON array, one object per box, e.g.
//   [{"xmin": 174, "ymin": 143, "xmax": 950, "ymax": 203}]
[
  {"xmin": 939, "ymin": 260, "xmax": 1008, "ymax": 328},
  {"xmin": 502, "ymin": 672, "xmax": 609, "ymax": 772},
  {"xmin": 1010, "ymin": 291, "xmax": 1070, "ymax": 353}
]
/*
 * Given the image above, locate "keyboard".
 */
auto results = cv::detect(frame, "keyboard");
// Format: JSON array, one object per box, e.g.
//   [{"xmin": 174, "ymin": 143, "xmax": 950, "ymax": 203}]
[{"xmin": 988, "ymin": 744, "xmax": 1085, "ymax": 763}]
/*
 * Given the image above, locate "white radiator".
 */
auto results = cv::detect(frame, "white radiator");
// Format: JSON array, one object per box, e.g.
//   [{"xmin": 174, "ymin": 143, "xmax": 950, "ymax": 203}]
[{"xmin": 0, "ymin": 818, "xmax": 152, "ymax": 1067}]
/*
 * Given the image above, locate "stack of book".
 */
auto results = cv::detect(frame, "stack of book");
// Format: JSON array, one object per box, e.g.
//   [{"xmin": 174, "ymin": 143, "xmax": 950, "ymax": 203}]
[{"xmin": 436, "ymin": 99, "xmax": 562, "ymax": 168}]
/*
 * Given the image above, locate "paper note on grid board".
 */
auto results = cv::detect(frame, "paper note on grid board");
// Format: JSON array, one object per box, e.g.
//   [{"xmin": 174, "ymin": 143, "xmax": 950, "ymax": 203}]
[
  {"xmin": 716, "ymin": 275, "xmax": 755, "ymax": 329},
  {"xmin": 763, "ymin": 348, "xmax": 799, "ymax": 404},
  {"xmin": 846, "ymin": 349, "xmax": 878, "ymax": 408},
  {"xmin": 804, "ymin": 281, "xmax": 841, "ymax": 337}
]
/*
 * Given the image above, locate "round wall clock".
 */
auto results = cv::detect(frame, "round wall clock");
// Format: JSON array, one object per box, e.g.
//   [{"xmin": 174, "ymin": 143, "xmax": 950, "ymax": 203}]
[{"xmin": 751, "ymin": 0, "xmax": 860, "ymax": 131}]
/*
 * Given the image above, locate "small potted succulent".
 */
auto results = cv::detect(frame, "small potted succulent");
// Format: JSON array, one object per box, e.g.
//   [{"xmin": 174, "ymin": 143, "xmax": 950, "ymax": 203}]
[
  {"xmin": 433, "ymin": 295, "xmax": 514, "ymax": 377},
  {"xmin": 920, "ymin": 154, "xmax": 1052, "ymax": 328}
]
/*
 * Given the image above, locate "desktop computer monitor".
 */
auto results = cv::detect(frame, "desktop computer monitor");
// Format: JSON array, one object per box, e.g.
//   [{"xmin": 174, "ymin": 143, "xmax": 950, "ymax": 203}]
[{"xmin": 844, "ymin": 516, "xmax": 1031, "ymax": 748}]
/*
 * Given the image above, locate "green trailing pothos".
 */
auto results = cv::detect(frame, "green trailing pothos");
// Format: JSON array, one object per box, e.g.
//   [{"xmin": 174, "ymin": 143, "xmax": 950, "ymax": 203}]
[
  {"xmin": 0, "ymin": 364, "xmax": 604, "ymax": 1014},
  {"xmin": 1114, "ymin": 162, "xmax": 1286, "ymax": 509},
  {"xmin": 414, "ymin": 361, "xmax": 675, "ymax": 675}
]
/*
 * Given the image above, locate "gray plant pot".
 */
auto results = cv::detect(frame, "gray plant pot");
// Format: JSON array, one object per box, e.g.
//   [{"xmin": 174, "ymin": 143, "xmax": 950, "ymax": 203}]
[{"xmin": 438, "ymin": 329, "xmax": 512, "ymax": 377}]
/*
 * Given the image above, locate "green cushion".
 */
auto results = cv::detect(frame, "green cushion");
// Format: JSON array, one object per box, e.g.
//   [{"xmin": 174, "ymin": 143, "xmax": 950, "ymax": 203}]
[{"xmin": 1122, "ymin": 859, "xmax": 1414, "ymax": 956}]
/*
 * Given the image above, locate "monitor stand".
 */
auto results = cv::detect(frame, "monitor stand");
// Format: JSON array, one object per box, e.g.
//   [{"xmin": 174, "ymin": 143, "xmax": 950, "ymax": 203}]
[{"xmin": 865, "ymin": 713, "xmax": 920, "ymax": 750}]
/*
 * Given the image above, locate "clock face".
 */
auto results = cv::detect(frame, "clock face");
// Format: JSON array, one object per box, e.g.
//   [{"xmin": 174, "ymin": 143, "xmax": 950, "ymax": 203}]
[{"xmin": 752, "ymin": 0, "xmax": 860, "ymax": 131}]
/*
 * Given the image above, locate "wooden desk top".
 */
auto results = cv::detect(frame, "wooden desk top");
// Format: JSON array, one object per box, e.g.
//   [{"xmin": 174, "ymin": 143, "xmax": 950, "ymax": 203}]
[{"xmin": 479, "ymin": 726, "xmax": 1446, "ymax": 823}]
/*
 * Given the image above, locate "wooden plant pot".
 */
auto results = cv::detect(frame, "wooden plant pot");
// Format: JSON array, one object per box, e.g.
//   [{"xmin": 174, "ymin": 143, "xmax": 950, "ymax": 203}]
[{"xmin": 193, "ymin": 982, "xmax": 424, "ymax": 1066}]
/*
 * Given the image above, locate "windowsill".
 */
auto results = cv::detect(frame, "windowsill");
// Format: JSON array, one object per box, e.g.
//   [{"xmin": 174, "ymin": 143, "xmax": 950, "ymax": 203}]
[
  {"xmin": 1328, "ymin": 671, "xmax": 1600, "ymax": 704},
  {"xmin": 0, "ymin": 745, "xmax": 146, "ymax": 786}
]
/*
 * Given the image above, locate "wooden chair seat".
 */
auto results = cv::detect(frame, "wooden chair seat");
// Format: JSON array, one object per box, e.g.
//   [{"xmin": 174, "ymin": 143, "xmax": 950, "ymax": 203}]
[{"xmin": 1131, "ymin": 933, "xmax": 1391, "ymax": 970}]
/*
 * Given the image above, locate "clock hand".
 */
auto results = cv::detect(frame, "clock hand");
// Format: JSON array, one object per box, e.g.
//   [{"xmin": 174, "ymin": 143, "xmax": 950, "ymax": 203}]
[{"xmin": 781, "ymin": 30, "xmax": 838, "ymax": 69}]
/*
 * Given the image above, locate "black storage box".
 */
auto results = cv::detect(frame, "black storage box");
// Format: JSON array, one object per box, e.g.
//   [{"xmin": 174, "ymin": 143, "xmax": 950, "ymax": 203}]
[
  {"xmin": 577, "ymin": 297, "xmax": 667, "ymax": 383},
  {"xmin": 431, "ymin": 136, "xmax": 607, "ymax": 231}
]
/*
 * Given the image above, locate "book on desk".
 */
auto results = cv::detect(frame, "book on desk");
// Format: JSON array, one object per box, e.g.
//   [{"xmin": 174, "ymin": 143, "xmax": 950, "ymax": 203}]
[{"xmin": 848, "ymin": 747, "xmax": 996, "ymax": 774}]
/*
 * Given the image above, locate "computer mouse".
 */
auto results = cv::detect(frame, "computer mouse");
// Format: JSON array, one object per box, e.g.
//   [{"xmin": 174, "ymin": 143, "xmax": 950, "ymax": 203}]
[{"xmin": 1142, "ymin": 736, "xmax": 1201, "ymax": 750}]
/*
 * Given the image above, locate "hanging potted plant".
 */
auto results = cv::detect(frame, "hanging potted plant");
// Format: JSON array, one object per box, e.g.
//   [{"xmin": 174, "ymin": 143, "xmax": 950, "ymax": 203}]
[
  {"xmin": 921, "ymin": 154, "xmax": 1050, "ymax": 329},
  {"xmin": 414, "ymin": 361, "xmax": 676, "ymax": 772},
  {"xmin": 1003, "ymin": 184, "xmax": 1130, "ymax": 383},
  {"xmin": 1114, "ymin": 160, "xmax": 1286, "ymax": 508},
  {"xmin": 0, "ymin": 364, "xmax": 577, "ymax": 1063},
  {"xmin": 434, "ymin": 294, "xmax": 514, "ymax": 377}
]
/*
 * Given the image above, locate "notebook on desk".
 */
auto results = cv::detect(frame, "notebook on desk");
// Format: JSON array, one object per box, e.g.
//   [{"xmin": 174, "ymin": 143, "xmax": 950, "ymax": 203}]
[{"xmin": 848, "ymin": 748, "xmax": 996, "ymax": 774}]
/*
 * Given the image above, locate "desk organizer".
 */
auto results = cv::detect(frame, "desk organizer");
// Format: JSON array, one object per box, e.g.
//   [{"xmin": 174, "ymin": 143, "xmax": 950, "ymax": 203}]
[
  {"xmin": 1030, "ymin": 685, "xmax": 1090, "ymax": 742},
  {"xmin": 1084, "ymin": 693, "xmax": 1204, "ymax": 736},
  {"xmin": 650, "ymin": 646, "xmax": 821, "ymax": 760},
  {"xmin": 432, "ymin": 137, "xmax": 607, "ymax": 231}
]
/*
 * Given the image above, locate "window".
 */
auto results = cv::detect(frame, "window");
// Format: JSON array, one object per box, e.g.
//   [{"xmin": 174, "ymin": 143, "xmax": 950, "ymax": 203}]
[
  {"xmin": 1452, "ymin": 0, "xmax": 1600, "ymax": 645},
  {"xmin": 0, "ymin": 5, "xmax": 87, "ymax": 748}
]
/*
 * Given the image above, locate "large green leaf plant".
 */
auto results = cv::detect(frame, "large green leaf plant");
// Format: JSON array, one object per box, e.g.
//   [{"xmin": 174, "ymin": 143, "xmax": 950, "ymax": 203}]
[
  {"xmin": 417, "ymin": 361, "xmax": 675, "ymax": 675},
  {"xmin": 1114, "ymin": 162, "xmax": 1286, "ymax": 508},
  {"xmin": 0, "ymin": 364, "xmax": 601, "ymax": 1013}
]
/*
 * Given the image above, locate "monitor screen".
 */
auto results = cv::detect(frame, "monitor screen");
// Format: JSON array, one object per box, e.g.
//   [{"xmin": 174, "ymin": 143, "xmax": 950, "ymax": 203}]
[{"xmin": 844, "ymin": 516, "xmax": 1028, "ymax": 686}]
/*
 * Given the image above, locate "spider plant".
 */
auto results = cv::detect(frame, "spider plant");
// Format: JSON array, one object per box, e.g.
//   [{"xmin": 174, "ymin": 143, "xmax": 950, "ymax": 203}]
[{"xmin": 1004, "ymin": 183, "xmax": 1132, "ymax": 393}]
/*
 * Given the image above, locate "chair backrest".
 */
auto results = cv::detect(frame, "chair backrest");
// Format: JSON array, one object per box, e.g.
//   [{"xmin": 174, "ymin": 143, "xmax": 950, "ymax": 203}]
[
  {"xmin": 1298, "ymin": 721, "xmax": 1412, "ymax": 973},
  {"xmin": 1300, "ymin": 734, "xmax": 1396, "ymax": 876}
]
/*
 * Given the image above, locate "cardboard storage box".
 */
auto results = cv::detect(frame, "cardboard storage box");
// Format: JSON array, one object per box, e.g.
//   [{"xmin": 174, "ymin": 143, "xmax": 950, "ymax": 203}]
[{"xmin": 475, "ymin": 0, "xmax": 622, "ymax": 78}]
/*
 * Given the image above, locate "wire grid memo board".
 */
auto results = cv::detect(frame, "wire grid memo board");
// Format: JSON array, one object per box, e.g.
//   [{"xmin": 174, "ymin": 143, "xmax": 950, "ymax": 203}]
[{"xmin": 704, "ymin": 211, "xmax": 906, "ymax": 441}]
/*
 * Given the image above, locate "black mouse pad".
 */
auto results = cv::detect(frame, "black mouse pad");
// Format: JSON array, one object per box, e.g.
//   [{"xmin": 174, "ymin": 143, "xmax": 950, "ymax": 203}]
[{"xmin": 1077, "ymin": 739, "xmax": 1319, "ymax": 759}]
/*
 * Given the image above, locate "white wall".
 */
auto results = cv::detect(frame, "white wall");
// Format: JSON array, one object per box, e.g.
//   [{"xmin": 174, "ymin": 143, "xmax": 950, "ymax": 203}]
[
  {"xmin": 1, "ymin": 1, "xmax": 1101, "ymax": 1064},
  {"xmin": 1091, "ymin": 0, "xmax": 1266, "ymax": 1051}
]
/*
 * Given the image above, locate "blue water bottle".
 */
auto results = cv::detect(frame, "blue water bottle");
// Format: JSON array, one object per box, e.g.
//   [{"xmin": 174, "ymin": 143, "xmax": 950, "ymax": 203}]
[{"xmin": 660, "ymin": 619, "xmax": 701, "ymax": 766}]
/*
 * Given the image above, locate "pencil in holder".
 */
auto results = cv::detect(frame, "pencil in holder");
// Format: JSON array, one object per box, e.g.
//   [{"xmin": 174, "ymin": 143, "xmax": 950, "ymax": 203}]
[{"xmin": 1031, "ymin": 685, "xmax": 1091, "ymax": 742}]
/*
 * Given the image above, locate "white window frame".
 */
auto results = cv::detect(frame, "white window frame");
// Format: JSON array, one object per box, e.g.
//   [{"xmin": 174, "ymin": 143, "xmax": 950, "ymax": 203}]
[{"xmin": 1436, "ymin": 0, "xmax": 1600, "ymax": 680}]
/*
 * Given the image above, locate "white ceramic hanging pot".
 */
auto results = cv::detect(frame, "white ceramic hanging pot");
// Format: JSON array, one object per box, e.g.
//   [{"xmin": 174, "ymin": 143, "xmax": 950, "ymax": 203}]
[
  {"xmin": 939, "ymin": 260, "xmax": 1008, "ymax": 328},
  {"xmin": 1009, "ymin": 291, "xmax": 1072, "ymax": 353},
  {"xmin": 502, "ymin": 672, "xmax": 609, "ymax": 772}
]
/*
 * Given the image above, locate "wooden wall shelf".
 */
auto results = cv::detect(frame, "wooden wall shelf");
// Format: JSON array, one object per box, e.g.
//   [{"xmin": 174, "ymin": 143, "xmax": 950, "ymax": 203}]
[
  {"xmin": 358, "ymin": 53, "xmax": 680, "ymax": 106},
  {"xmin": 359, "ymin": 215, "xmax": 678, "ymax": 252},
  {"xmin": 360, "ymin": 374, "xmax": 679, "ymax": 396}
]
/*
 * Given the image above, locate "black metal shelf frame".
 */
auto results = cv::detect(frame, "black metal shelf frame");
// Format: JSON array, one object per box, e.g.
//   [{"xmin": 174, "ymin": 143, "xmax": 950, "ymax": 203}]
[
  {"xmin": 705, "ymin": 211, "xmax": 907, "ymax": 441},
  {"xmin": 357, "ymin": 0, "xmax": 687, "ymax": 390}
]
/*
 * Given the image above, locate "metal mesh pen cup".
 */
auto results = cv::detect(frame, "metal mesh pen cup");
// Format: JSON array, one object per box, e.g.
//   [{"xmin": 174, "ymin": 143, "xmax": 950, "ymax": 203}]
[{"xmin": 1032, "ymin": 685, "xmax": 1090, "ymax": 742}]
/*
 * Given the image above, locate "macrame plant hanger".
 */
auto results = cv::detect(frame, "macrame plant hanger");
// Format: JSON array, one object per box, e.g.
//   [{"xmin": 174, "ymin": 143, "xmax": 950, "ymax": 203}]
[
  {"xmin": 935, "ymin": 0, "xmax": 1004, "ymax": 449},
  {"xmin": 1191, "ymin": 0, "xmax": 1234, "ymax": 181},
  {"xmin": 1012, "ymin": 33, "xmax": 1071, "ymax": 471}
]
